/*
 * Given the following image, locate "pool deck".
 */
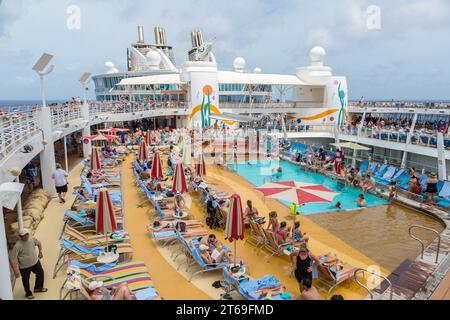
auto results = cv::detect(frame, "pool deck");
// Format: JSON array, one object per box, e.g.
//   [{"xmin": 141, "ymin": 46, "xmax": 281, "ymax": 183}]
[
  {"xmin": 281, "ymin": 154, "xmax": 450, "ymax": 300},
  {"xmin": 13, "ymin": 153, "xmax": 450, "ymax": 300}
]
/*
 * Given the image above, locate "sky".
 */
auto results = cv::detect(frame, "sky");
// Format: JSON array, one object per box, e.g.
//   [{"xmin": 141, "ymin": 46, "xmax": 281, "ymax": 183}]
[{"xmin": 0, "ymin": 0, "xmax": 449, "ymax": 101}]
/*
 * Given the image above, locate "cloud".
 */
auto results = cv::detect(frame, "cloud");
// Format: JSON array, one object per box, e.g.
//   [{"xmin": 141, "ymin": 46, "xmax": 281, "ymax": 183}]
[{"xmin": 0, "ymin": 0, "xmax": 449, "ymax": 100}]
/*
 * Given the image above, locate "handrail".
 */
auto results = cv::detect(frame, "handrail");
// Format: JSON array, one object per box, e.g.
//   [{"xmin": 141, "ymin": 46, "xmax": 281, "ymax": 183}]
[
  {"xmin": 409, "ymin": 225, "xmax": 441, "ymax": 264},
  {"xmin": 354, "ymin": 268, "xmax": 393, "ymax": 300}
]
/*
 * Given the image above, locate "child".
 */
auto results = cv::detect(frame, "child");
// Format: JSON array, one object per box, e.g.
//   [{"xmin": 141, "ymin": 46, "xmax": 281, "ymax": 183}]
[
  {"xmin": 292, "ymin": 221, "xmax": 309, "ymax": 245},
  {"xmin": 389, "ymin": 181, "xmax": 398, "ymax": 201}
]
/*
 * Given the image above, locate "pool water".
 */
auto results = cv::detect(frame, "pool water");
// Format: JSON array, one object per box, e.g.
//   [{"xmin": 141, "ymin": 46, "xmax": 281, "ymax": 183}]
[{"xmin": 228, "ymin": 160, "xmax": 388, "ymax": 215}]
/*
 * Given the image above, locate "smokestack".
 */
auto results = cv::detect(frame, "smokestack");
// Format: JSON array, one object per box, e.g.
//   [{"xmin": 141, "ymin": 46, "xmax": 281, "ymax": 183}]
[
  {"xmin": 191, "ymin": 30, "xmax": 204, "ymax": 48},
  {"xmin": 154, "ymin": 27, "xmax": 167, "ymax": 45},
  {"xmin": 137, "ymin": 26, "xmax": 145, "ymax": 43}
]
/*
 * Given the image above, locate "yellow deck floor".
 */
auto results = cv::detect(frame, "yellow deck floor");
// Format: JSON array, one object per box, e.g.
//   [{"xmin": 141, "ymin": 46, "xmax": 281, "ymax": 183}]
[{"xmin": 14, "ymin": 154, "xmax": 390, "ymax": 300}]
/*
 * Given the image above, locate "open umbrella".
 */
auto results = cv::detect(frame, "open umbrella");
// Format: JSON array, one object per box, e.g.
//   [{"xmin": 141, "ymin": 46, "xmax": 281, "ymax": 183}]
[
  {"xmin": 172, "ymin": 161, "xmax": 188, "ymax": 194},
  {"xmin": 255, "ymin": 181, "xmax": 338, "ymax": 205},
  {"xmin": 196, "ymin": 153, "xmax": 206, "ymax": 177},
  {"xmin": 90, "ymin": 147, "xmax": 101, "ymax": 171},
  {"xmin": 331, "ymin": 142, "xmax": 371, "ymax": 167},
  {"xmin": 225, "ymin": 194, "xmax": 245, "ymax": 270},
  {"xmin": 150, "ymin": 151, "xmax": 163, "ymax": 180},
  {"xmin": 95, "ymin": 188, "xmax": 117, "ymax": 250},
  {"xmin": 138, "ymin": 140, "xmax": 148, "ymax": 163}
]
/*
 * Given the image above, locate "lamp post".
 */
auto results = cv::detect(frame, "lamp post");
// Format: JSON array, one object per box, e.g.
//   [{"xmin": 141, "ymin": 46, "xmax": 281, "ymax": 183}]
[
  {"xmin": 33, "ymin": 53, "xmax": 57, "ymax": 196},
  {"xmin": 80, "ymin": 73, "xmax": 92, "ymax": 158}
]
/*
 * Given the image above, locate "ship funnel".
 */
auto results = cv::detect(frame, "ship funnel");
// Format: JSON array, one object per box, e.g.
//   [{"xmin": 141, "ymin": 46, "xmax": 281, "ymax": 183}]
[
  {"xmin": 137, "ymin": 26, "xmax": 145, "ymax": 43},
  {"xmin": 191, "ymin": 30, "xmax": 204, "ymax": 48},
  {"xmin": 154, "ymin": 27, "xmax": 167, "ymax": 45}
]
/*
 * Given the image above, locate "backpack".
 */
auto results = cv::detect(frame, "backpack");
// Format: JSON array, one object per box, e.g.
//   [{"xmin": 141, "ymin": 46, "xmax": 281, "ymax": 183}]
[{"xmin": 176, "ymin": 221, "xmax": 187, "ymax": 233}]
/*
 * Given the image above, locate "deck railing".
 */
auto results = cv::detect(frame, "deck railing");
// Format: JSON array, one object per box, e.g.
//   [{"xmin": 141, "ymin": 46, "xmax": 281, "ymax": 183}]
[{"xmin": 0, "ymin": 110, "xmax": 42, "ymax": 161}]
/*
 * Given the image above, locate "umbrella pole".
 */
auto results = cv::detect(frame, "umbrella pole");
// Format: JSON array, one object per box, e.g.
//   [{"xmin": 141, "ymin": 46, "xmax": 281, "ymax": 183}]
[{"xmin": 234, "ymin": 240, "xmax": 237, "ymax": 267}]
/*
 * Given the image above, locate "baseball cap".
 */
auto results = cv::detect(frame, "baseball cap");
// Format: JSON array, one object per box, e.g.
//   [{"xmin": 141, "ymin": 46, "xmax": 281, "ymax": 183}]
[
  {"xmin": 19, "ymin": 229, "xmax": 29, "ymax": 236},
  {"xmin": 88, "ymin": 281, "xmax": 104, "ymax": 291}
]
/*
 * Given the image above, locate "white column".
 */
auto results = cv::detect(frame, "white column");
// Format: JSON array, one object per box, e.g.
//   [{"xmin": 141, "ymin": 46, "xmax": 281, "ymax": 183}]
[
  {"xmin": 64, "ymin": 136, "xmax": 69, "ymax": 172},
  {"xmin": 437, "ymin": 133, "xmax": 447, "ymax": 180},
  {"xmin": 401, "ymin": 113, "xmax": 418, "ymax": 169},
  {"xmin": 358, "ymin": 111, "xmax": 366, "ymax": 137},
  {"xmin": 81, "ymin": 101, "xmax": 91, "ymax": 158},
  {"xmin": 39, "ymin": 107, "xmax": 57, "ymax": 197},
  {"xmin": 0, "ymin": 205, "xmax": 13, "ymax": 300}
]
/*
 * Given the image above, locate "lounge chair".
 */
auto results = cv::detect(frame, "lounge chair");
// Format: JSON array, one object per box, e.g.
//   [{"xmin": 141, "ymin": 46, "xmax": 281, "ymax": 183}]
[
  {"xmin": 316, "ymin": 254, "xmax": 357, "ymax": 297},
  {"xmin": 78, "ymin": 275, "xmax": 159, "ymax": 300},
  {"xmin": 53, "ymin": 239, "xmax": 133, "ymax": 278},
  {"xmin": 244, "ymin": 220, "xmax": 267, "ymax": 252},
  {"xmin": 62, "ymin": 224, "xmax": 130, "ymax": 246},
  {"xmin": 374, "ymin": 165, "xmax": 388, "ymax": 179},
  {"xmin": 378, "ymin": 166, "xmax": 397, "ymax": 184},
  {"xmin": 260, "ymin": 229, "xmax": 290, "ymax": 261},
  {"xmin": 62, "ymin": 210, "xmax": 124, "ymax": 236},
  {"xmin": 178, "ymin": 237, "xmax": 228, "ymax": 282},
  {"xmin": 60, "ymin": 260, "xmax": 149, "ymax": 300},
  {"xmin": 222, "ymin": 270, "xmax": 292, "ymax": 300},
  {"xmin": 359, "ymin": 161, "xmax": 369, "ymax": 175},
  {"xmin": 436, "ymin": 181, "xmax": 450, "ymax": 208}
]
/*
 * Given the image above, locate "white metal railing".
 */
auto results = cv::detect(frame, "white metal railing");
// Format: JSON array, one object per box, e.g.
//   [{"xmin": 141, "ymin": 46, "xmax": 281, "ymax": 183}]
[
  {"xmin": 50, "ymin": 104, "xmax": 82, "ymax": 126},
  {"xmin": 339, "ymin": 126, "xmax": 448, "ymax": 150},
  {"xmin": 220, "ymin": 102, "xmax": 295, "ymax": 109},
  {"xmin": 0, "ymin": 110, "xmax": 42, "ymax": 161},
  {"xmin": 89, "ymin": 101, "xmax": 188, "ymax": 117}
]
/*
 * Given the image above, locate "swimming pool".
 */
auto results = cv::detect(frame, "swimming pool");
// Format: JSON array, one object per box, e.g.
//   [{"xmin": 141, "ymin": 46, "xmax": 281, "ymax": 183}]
[{"xmin": 227, "ymin": 160, "xmax": 388, "ymax": 215}]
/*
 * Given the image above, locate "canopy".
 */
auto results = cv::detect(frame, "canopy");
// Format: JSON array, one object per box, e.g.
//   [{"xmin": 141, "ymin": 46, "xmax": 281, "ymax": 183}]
[
  {"xmin": 255, "ymin": 181, "xmax": 338, "ymax": 205},
  {"xmin": 90, "ymin": 147, "xmax": 101, "ymax": 171},
  {"xmin": 172, "ymin": 162, "xmax": 188, "ymax": 194},
  {"xmin": 95, "ymin": 188, "xmax": 117, "ymax": 235},
  {"xmin": 331, "ymin": 142, "xmax": 370, "ymax": 151}
]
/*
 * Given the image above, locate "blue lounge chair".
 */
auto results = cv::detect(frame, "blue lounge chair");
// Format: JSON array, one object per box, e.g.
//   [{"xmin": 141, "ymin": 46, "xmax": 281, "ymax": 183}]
[
  {"xmin": 359, "ymin": 161, "xmax": 369, "ymax": 174},
  {"xmin": 378, "ymin": 166, "xmax": 397, "ymax": 184},
  {"xmin": 436, "ymin": 181, "xmax": 450, "ymax": 208},
  {"xmin": 392, "ymin": 169, "xmax": 406, "ymax": 182},
  {"xmin": 374, "ymin": 165, "xmax": 388, "ymax": 178}
]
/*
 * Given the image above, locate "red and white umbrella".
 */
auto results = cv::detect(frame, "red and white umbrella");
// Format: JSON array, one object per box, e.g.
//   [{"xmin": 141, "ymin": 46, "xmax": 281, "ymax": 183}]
[
  {"xmin": 98, "ymin": 128, "xmax": 129, "ymax": 134},
  {"xmin": 255, "ymin": 181, "xmax": 338, "ymax": 205},
  {"xmin": 90, "ymin": 147, "xmax": 101, "ymax": 171},
  {"xmin": 172, "ymin": 161, "xmax": 188, "ymax": 194},
  {"xmin": 95, "ymin": 188, "xmax": 117, "ymax": 235},
  {"xmin": 150, "ymin": 151, "xmax": 163, "ymax": 180},
  {"xmin": 225, "ymin": 194, "xmax": 245, "ymax": 268},
  {"xmin": 138, "ymin": 140, "xmax": 148, "ymax": 162},
  {"xmin": 196, "ymin": 153, "xmax": 206, "ymax": 177},
  {"xmin": 144, "ymin": 131, "xmax": 152, "ymax": 145},
  {"xmin": 85, "ymin": 133, "xmax": 119, "ymax": 142}
]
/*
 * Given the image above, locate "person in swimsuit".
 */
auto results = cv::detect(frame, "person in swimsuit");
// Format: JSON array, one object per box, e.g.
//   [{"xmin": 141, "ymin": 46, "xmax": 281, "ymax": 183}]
[
  {"xmin": 425, "ymin": 173, "xmax": 439, "ymax": 204},
  {"xmin": 198, "ymin": 244, "xmax": 231, "ymax": 264},
  {"xmin": 89, "ymin": 281, "xmax": 133, "ymax": 300},
  {"xmin": 292, "ymin": 221, "xmax": 309, "ymax": 245},
  {"xmin": 289, "ymin": 243, "xmax": 321, "ymax": 293},
  {"xmin": 266, "ymin": 211, "xmax": 280, "ymax": 234},
  {"xmin": 275, "ymin": 221, "xmax": 292, "ymax": 244},
  {"xmin": 244, "ymin": 200, "xmax": 259, "ymax": 224}
]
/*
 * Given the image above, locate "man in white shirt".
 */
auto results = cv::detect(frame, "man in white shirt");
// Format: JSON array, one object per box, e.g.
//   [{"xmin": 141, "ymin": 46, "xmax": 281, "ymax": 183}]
[{"xmin": 52, "ymin": 163, "xmax": 69, "ymax": 203}]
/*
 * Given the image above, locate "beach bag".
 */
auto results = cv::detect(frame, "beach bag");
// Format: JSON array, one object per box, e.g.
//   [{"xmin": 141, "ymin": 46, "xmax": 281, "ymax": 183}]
[{"xmin": 176, "ymin": 221, "xmax": 187, "ymax": 233}]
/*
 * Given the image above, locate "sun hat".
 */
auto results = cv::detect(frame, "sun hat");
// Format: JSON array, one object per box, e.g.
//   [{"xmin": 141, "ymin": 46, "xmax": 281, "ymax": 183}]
[
  {"xmin": 88, "ymin": 281, "xmax": 104, "ymax": 291},
  {"xmin": 19, "ymin": 229, "xmax": 29, "ymax": 236},
  {"xmin": 199, "ymin": 244, "xmax": 209, "ymax": 251}
]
